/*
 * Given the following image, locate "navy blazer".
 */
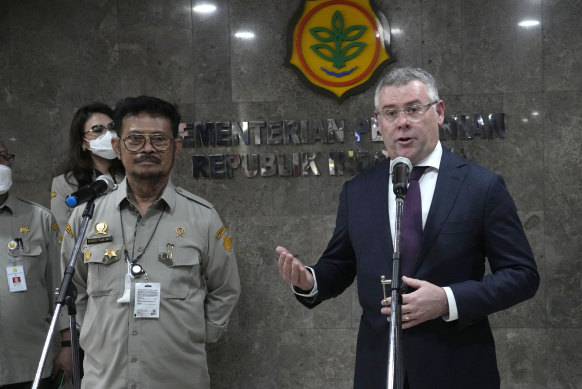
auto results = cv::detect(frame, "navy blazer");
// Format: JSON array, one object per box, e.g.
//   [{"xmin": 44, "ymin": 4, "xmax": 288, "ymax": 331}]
[{"xmin": 298, "ymin": 149, "xmax": 539, "ymax": 389}]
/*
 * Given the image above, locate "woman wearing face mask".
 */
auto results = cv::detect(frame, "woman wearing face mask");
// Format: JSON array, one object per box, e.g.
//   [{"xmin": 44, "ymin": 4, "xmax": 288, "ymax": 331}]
[{"xmin": 51, "ymin": 102, "xmax": 125, "ymax": 229}]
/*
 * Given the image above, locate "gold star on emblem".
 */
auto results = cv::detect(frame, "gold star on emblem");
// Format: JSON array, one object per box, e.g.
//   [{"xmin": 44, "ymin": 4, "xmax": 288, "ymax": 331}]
[
  {"xmin": 105, "ymin": 248, "xmax": 117, "ymax": 259},
  {"xmin": 20, "ymin": 225, "xmax": 30, "ymax": 234}
]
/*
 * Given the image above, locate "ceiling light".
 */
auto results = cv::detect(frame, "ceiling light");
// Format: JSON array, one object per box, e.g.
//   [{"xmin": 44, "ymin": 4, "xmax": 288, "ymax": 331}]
[
  {"xmin": 235, "ymin": 31, "xmax": 255, "ymax": 39},
  {"xmin": 193, "ymin": 3, "xmax": 217, "ymax": 14},
  {"xmin": 518, "ymin": 20, "xmax": 540, "ymax": 27}
]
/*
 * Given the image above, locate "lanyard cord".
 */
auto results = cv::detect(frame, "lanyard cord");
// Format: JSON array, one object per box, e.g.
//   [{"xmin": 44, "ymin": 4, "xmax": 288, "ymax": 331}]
[{"xmin": 120, "ymin": 203, "xmax": 166, "ymax": 265}]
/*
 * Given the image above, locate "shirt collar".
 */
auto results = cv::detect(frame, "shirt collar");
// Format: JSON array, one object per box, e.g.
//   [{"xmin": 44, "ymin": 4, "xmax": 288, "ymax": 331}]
[
  {"xmin": 0, "ymin": 193, "xmax": 15, "ymax": 215},
  {"xmin": 415, "ymin": 141, "xmax": 442, "ymax": 171},
  {"xmin": 115, "ymin": 178, "xmax": 176, "ymax": 212}
]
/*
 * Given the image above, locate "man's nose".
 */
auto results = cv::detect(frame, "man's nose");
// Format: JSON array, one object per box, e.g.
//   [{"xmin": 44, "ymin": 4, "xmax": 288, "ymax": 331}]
[
  {"xmin": 141, "ymin": 137, "xmax": 157, "ymax": 152},
  {"xmin": 395, "ymin": 110, "xmax": 410, "ymax": 126}
]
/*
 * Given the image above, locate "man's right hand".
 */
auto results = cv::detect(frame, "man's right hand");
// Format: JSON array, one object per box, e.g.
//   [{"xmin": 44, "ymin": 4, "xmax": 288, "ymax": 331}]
[{"xmin": 276, "ymin": 246, "xmax": 314, "ymax": 292}]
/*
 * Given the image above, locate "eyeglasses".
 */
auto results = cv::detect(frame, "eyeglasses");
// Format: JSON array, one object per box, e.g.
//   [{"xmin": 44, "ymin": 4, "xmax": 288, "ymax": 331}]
[
  {"xmin": 0, "ymin": 153, "xmax": 15, "ymax": 167},
  {"xmin": 84, "ymin": 122, "xmax": 114, "ymax": 135},
  {"xmin": 121, "ymin": 134, "xmax": 174, "ymax": 152},
  {"xmin": 377, "ymin": 101, "xmax": 438, "ymax": 124}
]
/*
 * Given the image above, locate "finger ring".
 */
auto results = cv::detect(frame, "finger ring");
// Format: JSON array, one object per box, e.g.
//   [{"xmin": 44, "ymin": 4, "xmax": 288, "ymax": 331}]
[{"xmin": 404, "ymin": 314, "xmax": 410, "ymax": 321}]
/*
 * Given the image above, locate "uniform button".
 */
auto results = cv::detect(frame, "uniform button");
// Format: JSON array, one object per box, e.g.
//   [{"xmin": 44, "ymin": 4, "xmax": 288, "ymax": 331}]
[
  {"xmin": 138, "ymin": 247, "xmax": 144, "ymax": 252},
  {"xmin": 132, "ymin": 330, "xmax": 138, "ymax": 335},
  {"xmin": 131, "ymin": 357, "xmax": 137, "ymax": 363}
]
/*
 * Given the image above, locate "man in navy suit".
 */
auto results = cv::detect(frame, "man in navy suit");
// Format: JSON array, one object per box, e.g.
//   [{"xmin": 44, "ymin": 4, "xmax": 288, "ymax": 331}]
[{"xmin": 276, "ymin": 67, "xmax": 539, "ymax": 389}]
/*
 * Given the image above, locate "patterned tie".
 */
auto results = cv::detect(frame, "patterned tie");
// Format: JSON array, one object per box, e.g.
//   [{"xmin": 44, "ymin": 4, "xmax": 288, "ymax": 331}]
[{"xmin": 400, "ymin": 166, "xmax": 427, "ymax": 276}]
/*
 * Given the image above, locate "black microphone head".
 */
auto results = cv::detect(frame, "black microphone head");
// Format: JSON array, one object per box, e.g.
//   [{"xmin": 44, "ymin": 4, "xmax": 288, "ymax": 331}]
[
  {"xmin": 390, "ymin": 157, "xmax": 412, "ymax": 197},
  {"xmin": 65, "ymin": 175, "xmax": 116, "ymax": 208}
]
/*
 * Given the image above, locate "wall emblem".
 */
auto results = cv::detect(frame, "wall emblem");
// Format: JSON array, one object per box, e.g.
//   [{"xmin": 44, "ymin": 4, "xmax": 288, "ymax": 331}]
[{"xmin": 286, "ymin": 0, "xmax": 393, "ymax": 102}]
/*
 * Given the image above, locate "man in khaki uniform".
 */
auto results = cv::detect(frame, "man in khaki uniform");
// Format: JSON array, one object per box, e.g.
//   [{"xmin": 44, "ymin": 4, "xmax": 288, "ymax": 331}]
[
  {"xmin": 60, "ymin": 96, "xmax": 240, "ymax": 389},
  {"xmin": 0, "ymin": 138, "xmax": 68, "ymax": 388}
]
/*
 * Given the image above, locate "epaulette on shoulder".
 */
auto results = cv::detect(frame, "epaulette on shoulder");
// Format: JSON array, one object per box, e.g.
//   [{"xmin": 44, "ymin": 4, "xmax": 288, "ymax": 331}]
[
  {"xmin": 16, "ymin": 197, "xmax": 52, "ymax": 214},
  {"xmin": 175, "ymin": 187, "xmax": 214, "ymax": 209}
]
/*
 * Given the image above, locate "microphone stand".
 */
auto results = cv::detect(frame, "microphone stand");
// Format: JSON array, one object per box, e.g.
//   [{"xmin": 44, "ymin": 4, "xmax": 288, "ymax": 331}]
[
  {"xmin": 381, "ymin": 190, "xmax": 406, "ymax": 389},
  {"xmin": 32, "ymin": 201, "xmax": 95, "ymax": 389}
]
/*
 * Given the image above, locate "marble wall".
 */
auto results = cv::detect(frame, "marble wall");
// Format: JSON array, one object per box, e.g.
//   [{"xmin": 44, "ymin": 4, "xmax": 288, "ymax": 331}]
[{"xmin": 1, "ymin": 0, "xmax": 580, "ymax": 387}]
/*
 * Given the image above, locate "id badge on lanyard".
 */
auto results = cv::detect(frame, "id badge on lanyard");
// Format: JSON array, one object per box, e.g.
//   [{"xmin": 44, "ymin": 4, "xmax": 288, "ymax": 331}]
[
  {"xmin": 134, "ymin": 283, "xmax": 161, "ymax": 318},
  {"xmin": 6, "ymin": 265, "xmax": 27, "ymax": 292}
]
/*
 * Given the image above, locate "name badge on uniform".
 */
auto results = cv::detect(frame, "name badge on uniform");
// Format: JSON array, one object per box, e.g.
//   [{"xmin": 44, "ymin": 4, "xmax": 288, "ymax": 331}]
[
  {"xmin": 134, "ymin": 283, "xmax": 161, "ymax": 319},
  {"xmin": 86, "ymin": 222, "xmax": 113, "ymax": 245},
  {"xmin": 6, "ymin": 265, "xmax": 27, "ymax": 292}
]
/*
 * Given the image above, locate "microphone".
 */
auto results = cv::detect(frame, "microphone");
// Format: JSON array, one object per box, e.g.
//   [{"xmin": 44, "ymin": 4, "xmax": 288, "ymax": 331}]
[
  {"xmin": 390, "ymin": 157, "xmax": 412, "ymax": 198},
  {"xmin": 65, "ymin": 175, "xmax": 115, "ymax": 208}
]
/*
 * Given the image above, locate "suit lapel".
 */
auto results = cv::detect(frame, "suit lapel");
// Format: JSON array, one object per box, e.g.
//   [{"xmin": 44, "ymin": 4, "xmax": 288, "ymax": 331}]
[
  {"xmin": 414, "ymin": 150, "xmax": 467, "ymax": 271},
  {"xmin": 366, "ymin": 160, "xmax": 393, "ymax": 256}
]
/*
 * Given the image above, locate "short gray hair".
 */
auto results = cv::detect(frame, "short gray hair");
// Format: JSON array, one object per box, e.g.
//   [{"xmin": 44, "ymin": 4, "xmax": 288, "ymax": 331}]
[{"xmin": 374, "ymin": 67, "xmax": 440, "ymax": 109}]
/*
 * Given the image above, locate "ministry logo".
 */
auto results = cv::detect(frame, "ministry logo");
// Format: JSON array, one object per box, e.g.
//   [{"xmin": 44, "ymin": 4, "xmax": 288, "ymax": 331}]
[{"xmin": 286, "ymin": 0, "xmax": 394, "ymax": 102}]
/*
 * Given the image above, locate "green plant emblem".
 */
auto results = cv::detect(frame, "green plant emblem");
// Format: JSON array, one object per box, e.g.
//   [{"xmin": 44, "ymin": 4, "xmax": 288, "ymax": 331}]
[{"xmin": 309, "ymin": 11, "xmax": 367, "ymax": 69}]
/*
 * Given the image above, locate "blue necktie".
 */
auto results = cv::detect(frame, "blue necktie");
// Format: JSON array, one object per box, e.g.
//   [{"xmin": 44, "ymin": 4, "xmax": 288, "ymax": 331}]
[{"xmin": 400, "ymin": 166, "xmax": 427, "ymax": 276}]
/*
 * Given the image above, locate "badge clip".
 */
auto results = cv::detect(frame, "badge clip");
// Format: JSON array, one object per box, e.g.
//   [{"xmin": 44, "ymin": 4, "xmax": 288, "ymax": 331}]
[{"xmin": 159, "ymin": 244, "xmax": 174, "ymax": 267}]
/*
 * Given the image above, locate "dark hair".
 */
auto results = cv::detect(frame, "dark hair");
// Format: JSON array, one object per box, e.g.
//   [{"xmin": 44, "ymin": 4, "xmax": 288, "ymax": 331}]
[
  {"xmin": 59, "ymin": 102, "xmax": 124, "ymax": 187},
  {"xmin": 113, "ymin": 96, "xmax": 181, "ymax": 138}
]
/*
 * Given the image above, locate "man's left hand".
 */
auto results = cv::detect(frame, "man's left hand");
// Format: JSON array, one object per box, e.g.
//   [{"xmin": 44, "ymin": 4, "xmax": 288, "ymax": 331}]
[{"xmin": 380, "ymin": 276, "xmax": 449, "ymax": 329}]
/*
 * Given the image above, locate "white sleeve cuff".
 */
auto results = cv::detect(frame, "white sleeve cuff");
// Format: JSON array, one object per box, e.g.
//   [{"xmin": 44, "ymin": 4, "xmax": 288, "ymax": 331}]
[
  {"xmin": 442, "ymin": 286, "xmax": 459, "ymax": 322},
  {"xmin": 291, "ymin": 266, "xmax": 318, "ymax": 298}
]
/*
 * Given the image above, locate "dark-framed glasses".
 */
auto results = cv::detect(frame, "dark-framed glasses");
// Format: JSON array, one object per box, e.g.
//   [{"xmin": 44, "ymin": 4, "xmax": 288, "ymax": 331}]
[
  {"xmin": 122, "ymin": 134, "xmax": 173, "ymax": 152},
  {"xmin": 84, "ymin": 122, "xmax": 115, "ymax": 135},
  {"xmin": 0, "ymin": 153, "xmax": 15, "ymax": 167},
  {"xmin": 377, "ymin": 101, "xmax": 438, "ymax": 124}
]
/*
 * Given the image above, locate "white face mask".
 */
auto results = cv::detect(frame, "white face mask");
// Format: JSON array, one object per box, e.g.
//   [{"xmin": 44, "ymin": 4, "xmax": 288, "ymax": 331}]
[
  {"xmin": 0, "ymin": 164, "xmax": 12, "ymax": 195},
  {"xmin": 85, "ymin": 131, "xmax": 118, "ymax": 160}
]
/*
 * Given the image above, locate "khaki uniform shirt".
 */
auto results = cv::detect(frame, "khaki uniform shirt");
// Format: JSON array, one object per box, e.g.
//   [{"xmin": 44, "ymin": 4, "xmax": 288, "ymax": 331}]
[
  {"xmin": 61, "ymin": 179, "xmax": 240, "ymax": 389},
  {"xmin": 0, "ymin": 194, "xmax": 62, "ymax": 385}
]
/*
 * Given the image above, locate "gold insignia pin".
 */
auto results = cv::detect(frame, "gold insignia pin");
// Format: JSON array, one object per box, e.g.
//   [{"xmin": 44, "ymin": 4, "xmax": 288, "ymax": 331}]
[
  {"xmin": 176, "ymin": 227, "xmax": 185, "ymax": 238},
  {"xmin": 51, "ymin": 222, "xmax": 59, "ymax": 231},
  {"xmin": 105, "ymin": 248, "xmax": 117, "ymax": 259},
  {"xmin": 65, "ymin": 224, "xmax": 74, "ymax": 238},
  {"xmin": 223, "ymin": 235, "xmax": 232, "ymax": 252},
  {"xmin": 84, "ymin": 250, "xmax": 92, "ymax": 261},
  {"xmin": 20, "ymin": 225, "xmax": 30, "ymax": 234},
  {"xmin": 95, "ymin": 222, "xmax": 108, "ymax": 235},
  {"xmin": 216, "ymin": 226, "xmax": 226, "ymax": 239},
  {"xmin": 50, "ymin": 192, "xmax": 56, "ymax": 198}
]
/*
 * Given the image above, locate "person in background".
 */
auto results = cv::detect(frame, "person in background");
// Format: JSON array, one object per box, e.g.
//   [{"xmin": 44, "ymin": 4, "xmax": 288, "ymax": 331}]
[
  {"xmin": 276, "ymin": 67, "xmax": 539, "ymax": 389},
  {"xmin": 60, "ymin": 95, "xmax": 240, "ymax": 388},
  {"xmin": 51, "ymin": 102, "xmax": 124, "ymax": 229},
  {"xmin": 0, "ymin": 137, "xmax": 70, "ymax": 388},
  {"xmin": 51, "ymin": 102, "xmax": 124, "ymax": 387}
]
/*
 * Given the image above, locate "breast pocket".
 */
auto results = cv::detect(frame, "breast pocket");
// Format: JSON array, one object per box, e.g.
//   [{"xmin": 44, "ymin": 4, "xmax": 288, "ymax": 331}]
[
  {"xmin": 155, "ymin": 245, "xmax": 202, "ymax": 299},
  {"xmin": 83, "ymin": 243, "xmax": 124, "ymax": 296},
  {"xmin": 9, "ymin": 242, "xmax": 44, "ymax": 288}
]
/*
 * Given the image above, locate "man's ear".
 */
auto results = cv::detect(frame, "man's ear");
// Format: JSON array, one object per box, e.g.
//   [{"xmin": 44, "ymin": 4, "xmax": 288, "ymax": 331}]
[
  {"xmin": 112, "ymin": 137, "xmax": 121, "ymax": 159},
  {"xmin": 173, "ymin": 137, "xmax": 183, "ymax": 155},
  {"xmin": 436, "ymin": 100, "xmax": 446, "ymax": 125}
]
